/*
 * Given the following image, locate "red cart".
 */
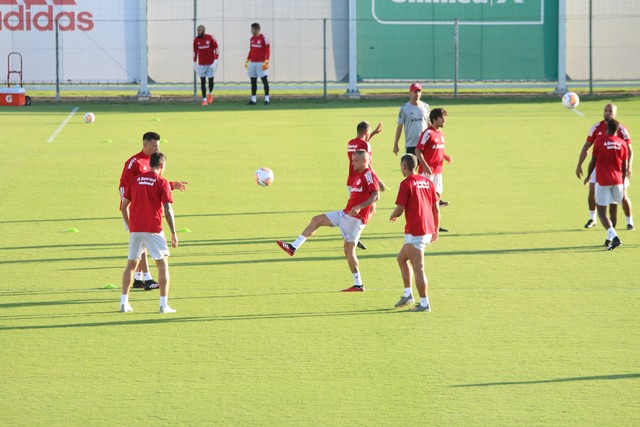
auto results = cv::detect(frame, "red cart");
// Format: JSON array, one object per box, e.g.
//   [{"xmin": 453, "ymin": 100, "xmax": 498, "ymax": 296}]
[{"xmin": 1, "ymin": 52, "xmax": 31, "ymax": 107}]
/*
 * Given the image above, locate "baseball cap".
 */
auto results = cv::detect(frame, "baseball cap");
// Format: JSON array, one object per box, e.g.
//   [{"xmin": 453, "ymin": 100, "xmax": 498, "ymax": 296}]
[{"xmin": 410, "ymin": 82, "xmax": 422, "ymax": 92}]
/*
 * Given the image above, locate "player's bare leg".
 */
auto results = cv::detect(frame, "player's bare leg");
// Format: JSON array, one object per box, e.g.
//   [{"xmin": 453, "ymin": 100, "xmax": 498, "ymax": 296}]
[
  {"xmin": 394, "ymin": 245, "xmax": 415, "ymax": 308},
  {"xmin": 120, "ymin": 259, "xmax": 140, "ymax": 312},
  {"xmin": 597, "ymin": 204, "xmax": 621, "ymax": 250},
  {"xmin": 585, "ymin": 183, "xmax": 597, "ymax": 228},
  {"xmin": 341, "ymin": 241, "xmax": 364, "ymax": 292},
  {"xmin": 622, "ymin": 191, "xmax": 634, "ymax": 230},
  {"xmin": 155, "ymin": 258, "xmax": 175, "ymax": 313},
  {"xmin": 276, "ymin": 214, "xmax": 332, "ymax": 256},
  {"xmin": 609, "ymin": 204, "xmax": 618, "ymax": 228},
  {"xmin": 406, "ymin": 245, "xmax": 430, "ymax": 311}
]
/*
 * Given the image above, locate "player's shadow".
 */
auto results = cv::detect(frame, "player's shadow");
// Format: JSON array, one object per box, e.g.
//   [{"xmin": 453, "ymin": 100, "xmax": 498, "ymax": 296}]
[
  {"xmin": 0, "ymin": 307, "xmax": 396, "ymax": 331},
  {"xmin": 451, "ymin": 373, "xmax": 640, "ymax": 387}
]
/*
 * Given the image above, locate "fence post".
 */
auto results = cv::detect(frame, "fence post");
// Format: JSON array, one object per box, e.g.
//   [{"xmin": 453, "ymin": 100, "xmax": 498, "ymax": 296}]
[
  {"xmin": 554, "ymin": 0, "xmax": 567, "ymax": 94},
  {"xmin": 323, "ymin": 18, "xmax": 327, "ymax": 99},
  {"xmin": 346, "ymin": 0, "xmax": 359, "ymax": 98},
  {"xmin": 55, "ymin": 19, "xmax": 60, "ymax": 102},
  {"xmin": 136, "ymin": 0, "xmax": 151, "ymax": 100},
  {"xmin": 588, "ymin": 0, "xmax": 593, "ymax": 95},
  {"xmin": 454, "ymin": 18, "xmax": 459, "ymax": 99},
  {"xmin": 193, "ymin": 0, "xmax": 197, "ymax": 99}
]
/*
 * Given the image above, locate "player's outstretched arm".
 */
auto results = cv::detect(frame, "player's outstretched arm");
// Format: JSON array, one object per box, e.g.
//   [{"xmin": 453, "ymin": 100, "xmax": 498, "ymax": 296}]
[
  {"xmin": 366, "ymin": 122, "xmax": 383, "ymax": 142},
  {"xmin": 171, "ymin": 181, "xmax": 189, "ymax": 192}
]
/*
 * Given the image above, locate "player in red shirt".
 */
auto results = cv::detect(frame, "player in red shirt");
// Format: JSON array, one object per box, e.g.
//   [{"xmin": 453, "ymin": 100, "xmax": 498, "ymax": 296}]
[
  {"xmin": 119, "ymin": 132, "xmax": 187, "ymax": 290},
  {"xmin": 576, "ymin": 103, "xmax": 634, "ymax": 230},
  {"xmin": 120, "ymin": 152, "xmax": 179, "ymax": 313},
  {"xmin": 586, "ymin": 119, "xmax": 629, "ymax": 251},
  {"xmin": 390, "ymin": 154, "xmax": 440, "ymax": 312},
  {"xmin": 416, "ymin": 107, "xmax": 451, "ymax": 231},
  {"xmin": 193, "ymin": 25, "xmax": 220, "ymax": 106},
  {"xmin": 277, "ymin": 150, "xmax": 383, "ymax": 292},
  {"xmin": 245, "ymin": 22, "xmax": 271, "ymax": 105}
]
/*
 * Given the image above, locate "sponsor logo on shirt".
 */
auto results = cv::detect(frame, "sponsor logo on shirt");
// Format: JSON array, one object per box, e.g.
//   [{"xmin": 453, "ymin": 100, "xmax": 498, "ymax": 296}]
[
  {"xmin": 604, "ymin": 141, "xmax": 623, "ymax": 150},
  {"xmin": 137, "ymin": 176, "xmax": 157, "ymax": 186},
  {"xmin": 0, "ymin": 0, "xmax": 94, "ymax": 32},
  {"xmin": 413, "ymin": 180, "xmax": 431, "ymax": 189}
]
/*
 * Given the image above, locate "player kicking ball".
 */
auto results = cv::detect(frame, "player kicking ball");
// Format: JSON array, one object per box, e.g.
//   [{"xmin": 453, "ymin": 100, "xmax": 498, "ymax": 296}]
[
  {"xmin": 276, "ymin": 150, "xmax": 383, "ymax": 292},
  {"xmin": 389, "ymin": 154, "xmax": 440, "ymax": 312}
]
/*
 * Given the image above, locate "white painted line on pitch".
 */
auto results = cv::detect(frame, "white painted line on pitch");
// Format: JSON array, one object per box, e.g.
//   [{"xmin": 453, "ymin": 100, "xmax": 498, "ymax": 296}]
[
  {"xmin": 47, "ymin": 107, "xmax": 79, "ymax": 143},
  {"xmin": 571, "ymin": 109, "xmax": 585, "ymax": 117}
]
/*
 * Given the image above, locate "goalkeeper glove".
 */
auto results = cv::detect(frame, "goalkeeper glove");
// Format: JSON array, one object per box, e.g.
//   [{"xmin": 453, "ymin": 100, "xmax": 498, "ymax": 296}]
[
  {"xmin": 262, "ymin": 60, "xmax": 269, "ymax": 71},
  {"xmin": 244, "ymin": 59, "xmax": 249, "ymax": 69}
]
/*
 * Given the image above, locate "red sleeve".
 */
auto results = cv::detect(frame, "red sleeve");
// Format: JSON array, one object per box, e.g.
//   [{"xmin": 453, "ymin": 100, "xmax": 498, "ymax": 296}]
[
  {"xmin": 161, "ymin": 179, "xmax": 173, "ymax": 204},
  {"xmin": 416, "ymin": 129, "xmax": 430, "ymax": 150},
  {"xmin": 193, "ymin": 38, "xmax": 197, "ymax": 62},
  {"xmin": 364, "ymin": 170, "xmax": 380, "ymax": 193}
]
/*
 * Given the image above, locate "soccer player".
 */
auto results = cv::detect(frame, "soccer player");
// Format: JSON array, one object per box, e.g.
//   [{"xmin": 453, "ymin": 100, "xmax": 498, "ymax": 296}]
[
  {"xmin": 390, "ymin": 154, "xmax": 440, "ymax": 312},
  {"xmin": 415, "ymin": 108, "xmax": 452, "ymax": 231},
  {"xmin": 576, "ymin": 103, "xmax": 633, "ymax": 230},
  {"xmin": 586, "ymin": 119, "xmax": 629, "ymax": 250},
  {"xmin": 346, "ymin": 120, "xmax": 383, "ymax": 250},
  {"xmin": 393, "ymin": 82, "xmax": 429, "ymax": 156},
  {"xmin": 120, "ymin": 152, "xmax": 179, "ymax": 313},
  {"xmin": 276, "ymin": 150, "xmax": 382, "ymax": 292},
  {"xmin": 245, "ymin": 22, "xmax": 270, "ymax": 105},
  {"xmin": 119, "ymin": 132, "xmax": 187, "ymax": 290},
  {"xmin": 193, "ymin": 25, "xmax": 220, "ymax": 106}
]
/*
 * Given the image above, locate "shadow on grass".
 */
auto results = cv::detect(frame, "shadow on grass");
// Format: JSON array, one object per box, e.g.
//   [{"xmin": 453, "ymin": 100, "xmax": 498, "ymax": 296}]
[
  {"xmin": 0, "ymin": 307, "xmax": 397, "ymax": 331},
  {"xmin": 451, "ymin": 373, "xmax": 640, "ymax": 387}
]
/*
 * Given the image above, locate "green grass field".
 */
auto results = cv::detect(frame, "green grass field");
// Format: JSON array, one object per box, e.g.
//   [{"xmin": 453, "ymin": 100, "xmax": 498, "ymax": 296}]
[{"xmin": 1, "ymin": 97, "xmax": 639, "ymax": 425}]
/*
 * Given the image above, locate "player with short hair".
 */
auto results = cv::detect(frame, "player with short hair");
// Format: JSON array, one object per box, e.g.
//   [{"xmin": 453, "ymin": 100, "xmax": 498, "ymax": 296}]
[
  {"xmin": 586, "ymin": 119, "xmax": 629, "ymax": 250},
  {"xmin": 119, "ymin": 132, "xmax": 187, "ymax": 290},
  {"xmin": 415, "ymin": 107, "xmax": 452, "ymax": 231},
  {"xmin": 390, "ymin": 153, "xmax": 440, "ymax": 312},
  {"xmin": 576, "ymin": 103, "xmax": 634, "ymax": 230},
  {"xmin": 120, "ymin": 152, "xmax": 179, "ymax": 313},
  {"xmin": 245, "ymin": 22, "xmax": 270, "ymax": 105},
  {"xmin": 393, "ymin": 82, "xmax": 430, "ymax": 156},
  {"xmin": 276, "ymin": 150, "xmax": 382, "ymax": 292},
  {"xmin": 193, "ymin": 25, "xmax": 220, "ymax": 106}
]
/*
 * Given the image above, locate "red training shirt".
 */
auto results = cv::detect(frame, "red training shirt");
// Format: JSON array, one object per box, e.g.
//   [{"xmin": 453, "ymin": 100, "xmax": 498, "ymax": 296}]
[
  {"xmin": 416, "ymin": 126, "xmax": 446, "ymax": 174},
  {"xmin": 586, "ymin": 120, "xmax": 632, "ymax": 146},
  {"xmin": 119, "ymin": 150, "xmax": 150, "ymax": 194},
  {"xmin": 344, "ymin": 168, "xmax": 379, "ymax": 224},
  {"xmin": 247, "ymin": 34, "xmax": 270, "ymax": 62},
  {"xmin": 395, "ymin": 174, "xmax": 439, "ymax": 236},
  {"xmin": 592, "ymin": 135, "xmax": 628, "ymax": 186},
  {"xmin": 346, "ymin": 137, "xmax": 372, "ymax": 186},
  {"xmin": 193, "ymin": 34, "xmax": 219, "ymax": 65},
  {"xmin": 123, "ymin": 171, "xmax": 173, "ymax": 233}
]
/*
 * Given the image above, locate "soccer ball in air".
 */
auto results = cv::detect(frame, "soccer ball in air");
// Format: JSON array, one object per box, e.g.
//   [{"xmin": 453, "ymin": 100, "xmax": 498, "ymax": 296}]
[
  {"xmin": 562, "ymin": 92, "xmax": 580, "ymax": 110},
  {"xmin": 83, "ymin": 112, "xmax": 96, "ymax": 123},
  {"xmin": 254, "ymin": 167, "xmax": 274, "ymax": 186}
]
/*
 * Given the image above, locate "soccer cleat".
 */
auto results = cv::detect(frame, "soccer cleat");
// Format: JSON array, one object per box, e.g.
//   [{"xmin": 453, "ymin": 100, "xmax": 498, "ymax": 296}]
[
  {"xmin": 120, "ymin": 303, "xmax": 133, "ymax": 313},
  {"xmin": 604, "ymin": 239, "xmax": 611, "ymax": 247},
  {"xmin": 439, "ymin": 200, "xmax": 449, "ymax": 207},
  {"xmin": 264, "ymin": 100, "xmax": 270, "ymax": 106},
  {"xmin": 276, "ymin": 240, "xmax": 296, "ymax": 256},
  {"xmin": 247, "ymin": 101, "xmax": 256, "ymax": 105},
  {"xmin": 207, "ymin": 93, "xmax": 213, "ymax": 104},
  {"xmin": 341, "ymin": 285, "xmax": 365, "ymax": 292},
  {"xmin": 627, "ymin": 224, "xmax": 635, "ymax": 231},
  {"xmin": 584, "ymin": 219, "xmax": 596, "ymax": 228},
  {"xmin": 409, "ymin": 303, "xmax": 431, "ymax": 312},
  {"xmin": 394, "ymin": 295, "xmax": 415, "ymax": 308},
  {"xmin": 144, "ymin": 280, "xmax": 159, "ymax": 291},
  {"xmin": 438, "ymin": 227, "xmax": 449, "ymax": 232},
  {"xmin": 607, "ymin": 236, "xmax": 622, "ymax": 251},
  {"xmin": 159, "ymin": 305, "xmax": 176, "ymax": 313},
  {"xmin": 132, "ymin": 279, "xmax": 146, "ymax": 289},
  {"xmin": 356, "ymin": 241, "xmax": 367, "ymax": 250},
  {"xmin": 201, "ymin": 98, "xmax": 208, "ymax": 106}
]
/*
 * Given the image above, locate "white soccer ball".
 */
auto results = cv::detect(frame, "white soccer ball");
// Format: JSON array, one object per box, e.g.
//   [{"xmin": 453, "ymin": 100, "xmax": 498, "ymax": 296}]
[
  {"xmin": 562, "ymin": 92, "xmax": 580, "ymax": 110},
  {"xmin": 254, "ymin": 167, "xmax": 274, "ymax": 187},
  {"xmin": 83, "ymin": 112, "xmax": 96, "ymax": 123}
]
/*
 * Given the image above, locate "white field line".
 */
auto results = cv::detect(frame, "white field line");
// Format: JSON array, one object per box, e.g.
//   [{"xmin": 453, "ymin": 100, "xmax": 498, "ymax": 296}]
[{"xmin": 46, "ymin": 107, "xmax": 79, "ymax": 143}]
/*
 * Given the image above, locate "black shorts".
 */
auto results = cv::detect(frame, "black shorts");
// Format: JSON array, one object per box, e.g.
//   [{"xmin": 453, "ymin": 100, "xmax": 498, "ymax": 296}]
[{"xmin": 406, "ymin": 146, "xmax": 416, "ymax": 155}]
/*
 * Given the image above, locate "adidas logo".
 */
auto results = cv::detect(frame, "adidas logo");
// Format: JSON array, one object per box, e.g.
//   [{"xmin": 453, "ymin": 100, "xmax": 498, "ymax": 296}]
[{"xmin": 0, "ymin": 0, "xmax": 94, "ymax": 32}]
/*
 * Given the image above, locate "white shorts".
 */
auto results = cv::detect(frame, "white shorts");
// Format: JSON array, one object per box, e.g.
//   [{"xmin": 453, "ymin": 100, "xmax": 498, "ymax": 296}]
[
  {"xmin": 128, "ymin": 232, "xmax": 170, "ymax": 261},
  {"xmin": 404, "ymin": 234, "xmax": 432, "ymax": 251},
  {"xmin": 591, "ymin": 170, "xmax": 630, "ymax": 189},
  {"xmin": 248, "ymin": 61, "xmax": 268, "ymax": 78},
  {"xmin": 197, "ymin": 64, "xmax": 215, "ymax": 78},
  {"xmin": 325, "ymin": 210, "xmax": 366, "ymax": 243},
  {"xmin": 595, "ymin": 183, "xmax": 624, "ymax": 206},
  {"xmin": 422, "ymin": 172, "xmax": 443, "ymax": 194}
]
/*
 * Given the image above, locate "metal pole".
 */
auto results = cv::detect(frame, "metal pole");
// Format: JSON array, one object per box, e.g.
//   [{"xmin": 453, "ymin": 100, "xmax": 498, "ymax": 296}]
[
  {"xmin": 554, "ymin": 0, "xmax": 567, "ymax": 94},
  {"xmin": 454, "ymin": 18, "xmax": 458, "ymax": 99},
  {"xmin": 323, "ymin": 18, "xmax": 327, "ymax": 99},
  {"xmin": 136, "ymin": 0, "xmax": 150, "ymax": 99},
  {"xmin": 346, "ymin": 0, "xmax": 359, "ymax": 98},
  {"xmin": 55, "ymin": 19, "xmax": 60, "ymax": 102},
  {"xmin": 193, "ymin": 0, "xmax": 197, "ymax": 99},
  {"xmin": 589, "ymin": 0, "xmax": 593, "ymax": 95}
]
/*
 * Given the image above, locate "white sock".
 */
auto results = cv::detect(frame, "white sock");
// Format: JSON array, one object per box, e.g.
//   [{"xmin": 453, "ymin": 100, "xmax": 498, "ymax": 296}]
[
  {"xmin": 292, "ymin": 235, "xmax": 307, "ymax": 249},
  {"xmin": 203, "ymin": 97, "xmax": 207, "ymax": 102},
  {"xmin": 143, "ymin": 272, "xmax": 153, "ymax": 281},
  {"xmin": 420, "ymin": 297, "xmax": 429, "ymax": 307},
  {"xmin": 160, "ymin": 296, "xmax": 168, "ymax": 308},
  {"xmin": 251, "ymin": 95, "xmax": 257, "ymax": 103},
  {"xmin": 589, "ymin": 211, "xmax": 597, "ymax": 221},
  {"xmin": 135, "ymin": 272, "xmax": 144, "ymax": 281},
  {"xmin": 626, "ymin": 216, "xmax": 633, "ymax": 226},
  {"xmin": 607, "ymin": 227, "xmax": 617, "ymax": 240},
  {"xmin": 403, "ymin": 288, "xmax": 412, "ymax": 298},
  {"xmin": 353, "ymin": 272, "xmax": 363, "ymax": 287},
  {"xmin": 265, "ymin": 95, "xmax": 270, "ymax": 102},
  {"xmin": 120, "ymin": 294, "xmax": 129, "ymax": 305}
]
